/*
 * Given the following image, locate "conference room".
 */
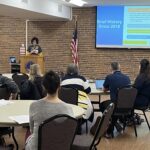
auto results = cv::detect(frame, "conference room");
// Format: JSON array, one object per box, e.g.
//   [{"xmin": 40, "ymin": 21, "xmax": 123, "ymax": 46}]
[{"xmin": 0, "ymin": 0, "xmax": 150, "ymax": 150}]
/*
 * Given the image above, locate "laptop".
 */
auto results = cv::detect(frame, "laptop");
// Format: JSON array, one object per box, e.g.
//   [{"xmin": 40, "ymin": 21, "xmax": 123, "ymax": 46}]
[
  {"xmin": 9, "ymin": 56, "xmax": 16, "ymax": 63},
  {"xmin": 95, "ymin": 79, "xmax": 105, "ymax": 89}
]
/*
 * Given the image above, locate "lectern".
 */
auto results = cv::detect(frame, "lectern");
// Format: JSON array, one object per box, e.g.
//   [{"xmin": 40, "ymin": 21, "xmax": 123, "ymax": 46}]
[{"xmin": 20, "ymin": 55, "xmax": 45, "ymax": 74}]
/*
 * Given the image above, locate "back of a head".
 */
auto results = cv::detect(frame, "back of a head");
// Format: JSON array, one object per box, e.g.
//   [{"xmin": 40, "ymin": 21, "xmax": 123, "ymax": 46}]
[
  {"xmin": 66, "ymin": 64, "xmax": 79, "ymax": 75},
  {"xmin": 29, "ymin": 64, "xmax": 41, "ymax": 80},
  {"xmin": 43, "ymin": 70, "xmax": 60, "ymax": 95},
  {"xmin": 140, "ymin": 59, "xmax": 150, "ymax": 75},
  {"xmin": 31, "ymin": 37, "xmax": 39, "ymax": 44},
  {"xmin": 111, "ymin": 62, "xmax": 119, "ymax": 71}
]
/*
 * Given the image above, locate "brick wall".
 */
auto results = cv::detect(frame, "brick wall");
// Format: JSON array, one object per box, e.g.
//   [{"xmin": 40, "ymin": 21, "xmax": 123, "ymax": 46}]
[
  {"xmin": 0, "ymin": 7, "xmax": 150, "ymax": 80},
  {"xmin": 0, "ymin": 16, "xmax": 26, "ymax": 72}
]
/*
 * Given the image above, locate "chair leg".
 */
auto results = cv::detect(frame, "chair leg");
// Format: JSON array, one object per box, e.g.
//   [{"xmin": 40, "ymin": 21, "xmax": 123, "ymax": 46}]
[
  {"xmin": 12, "ymin": 127, "xmax": 19, "ymax": 150},
  {"xmin": 93, "ymin": 138, "xmax": 101, "ymax": 150},
  {"xmin": 123, "ymin": 118, "xmax": 126, "ymax": 131},
  {"xmin": 86, "ymin": 120, "xmax": 88, "ymax": 134},
  {"xmin": 0, "ymin": 137, "xmax": 6, "ymax": 146},
  {"xmin": 143, "ymin": 110, "xmax": 150, "ymax": 130},
  {"xmin": 93, "ymin": 146, "xmax": 97, "ymax": 150},
  {"xmin": 133, "ymin": 117, "xmax": 137, "ymax": 137}
]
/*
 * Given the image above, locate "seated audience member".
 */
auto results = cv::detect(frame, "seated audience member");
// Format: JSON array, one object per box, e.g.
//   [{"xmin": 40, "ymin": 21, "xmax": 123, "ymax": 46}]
[
  {"xmin": 25, "ymin": 71, "xmax": 74, "ymax": 150},
  {"xmin": 133, "ymin": 59, "xmax": 150, "ymax": 107},
  {"xmin": 20, "ymin": 64, "xmax": 45, "ymax": 100},
  {"xmin": 27, "ymin": 37, "xmax": 42, "ymax": 55},
  {"xmin": 61, "ymin": 64, "xmax": 93, "ymax": 131},
  {"xmin": 100, "ymin": 62, "xmax": 131, "ymax": 112},
  {"xmin": 61, "ymin": 63, "xmax": 91, "ymax": 94},
  {"xmin": 0, "ymin": 74, "xmax": 18, "ymax": 148},
  {"xmin": 100, "ymin": 62, "xmax": 131, "ymax": 136},
  {"xmin": 29, "ymin": 64, "xmax": 45, "ymax": 98},
  {"xmin": 0, "ymin": 74, "xmax": 18, "ymax": 99}
]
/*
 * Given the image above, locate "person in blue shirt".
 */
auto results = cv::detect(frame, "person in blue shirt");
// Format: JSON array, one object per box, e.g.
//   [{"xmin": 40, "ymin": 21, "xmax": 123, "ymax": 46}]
[
  {"xmin": 100, "ymin": 62, "xmax": 131, "ymax": 113},
  {"xmin": 134, "ymin": 59, "xmax": 150, "ymax": 108},
  {"xmin": 99, "ymin": 62, "xmax": 131, "ymax": 137}
]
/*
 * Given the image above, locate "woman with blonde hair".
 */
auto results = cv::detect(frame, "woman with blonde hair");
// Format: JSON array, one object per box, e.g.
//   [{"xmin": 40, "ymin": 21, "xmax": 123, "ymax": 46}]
[
  {"xmin": 20, "ymin": 64, "xmax": 45, "ymax": 100},
  {"xmin": 29, "ymin": 64, "xmax": 41, "ymax": 81}
]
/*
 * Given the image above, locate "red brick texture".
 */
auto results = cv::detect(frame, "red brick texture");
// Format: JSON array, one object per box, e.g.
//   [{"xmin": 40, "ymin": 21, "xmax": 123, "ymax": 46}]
[{"xmin": 0, "ymin": 7, "xmax": 150, "ymax": 80}]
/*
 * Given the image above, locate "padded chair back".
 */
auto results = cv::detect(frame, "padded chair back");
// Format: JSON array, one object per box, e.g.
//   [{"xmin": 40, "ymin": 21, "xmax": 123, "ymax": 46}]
[
  {"xmin": 0, "ymin": 146, "xmax": 12, "ymax": 150},
  {"xmin": 38, "ymin": 115, "xmax": 78, "ymax": 150},
  {"xmin": 58, "ymin": 87, "xmax": 78, "ymax": 105},
  {"xmin": 91, "ymin": 103, "xmax": 114, "ymax": 148},
  {"xmin": 12, "ymin": 73, "xmax": 29, "ymax": 90},
  {"xmin": 0, "ymin": 87, "xmax": 11, "ymax": 100},
  {"xmin": 116, "ymin": 87, "xmax": 137, "ymax": 111}
]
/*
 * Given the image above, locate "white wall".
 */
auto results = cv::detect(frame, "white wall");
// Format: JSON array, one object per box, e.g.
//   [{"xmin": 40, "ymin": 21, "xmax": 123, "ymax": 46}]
[{"xmin": 0, "ymin": 0, "xmax": 72, "ymax": 20}]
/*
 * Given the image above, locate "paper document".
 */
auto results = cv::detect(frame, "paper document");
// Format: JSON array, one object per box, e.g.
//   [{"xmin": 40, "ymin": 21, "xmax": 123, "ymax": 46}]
[
  {"xmin": 0, "ymin": 99, "xmax": 14, "ymax": 107},
  {"xmin": 9, "ymin": 115, "xmax": 29, "ymax": 124}
]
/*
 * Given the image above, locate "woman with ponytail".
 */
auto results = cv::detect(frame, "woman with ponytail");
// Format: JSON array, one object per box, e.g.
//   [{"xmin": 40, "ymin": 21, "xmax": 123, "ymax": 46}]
[{"xmin": 134, "ymin": 59, "xmax": 150, "ymax": 107}]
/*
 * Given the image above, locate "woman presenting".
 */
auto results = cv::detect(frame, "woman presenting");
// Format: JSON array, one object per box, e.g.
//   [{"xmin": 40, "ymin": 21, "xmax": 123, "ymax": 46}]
[{"xmin": 27, "ymin": 37, "xmax": 42, "ymax": 55}]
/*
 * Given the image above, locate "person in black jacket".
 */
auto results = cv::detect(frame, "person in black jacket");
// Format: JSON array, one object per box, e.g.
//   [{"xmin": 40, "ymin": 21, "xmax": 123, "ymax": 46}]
[
  {"xmin": 20, "ymin": 64, "xmax": 45, "ymax": 100},
  {"xmin": 134, "ymin": 59, "xmax": 150, "ymax": 107}
]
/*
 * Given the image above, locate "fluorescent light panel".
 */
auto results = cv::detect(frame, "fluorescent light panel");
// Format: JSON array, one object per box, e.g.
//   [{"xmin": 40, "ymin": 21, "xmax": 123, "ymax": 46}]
[
  {"xmin": 70, "ymin": 0, "xmax": 87, "ymax": 6},
  {"xmin": 64, "ymin": 0, "xmax": 87, "ymax": 7}
]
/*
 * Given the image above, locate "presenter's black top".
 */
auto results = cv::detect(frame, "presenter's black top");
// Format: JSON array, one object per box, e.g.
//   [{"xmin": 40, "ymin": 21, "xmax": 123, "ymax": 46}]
[
  {"xmin": 103, "ymin": 71, "xmax": 131, "ymax": 101},
  {"xmin": 27, "ymin": 44, "xmax": 42, "ymax": 54},
  {"xmin": 133, "ymin": 75, "xmax": 150, "ymax": 107}
]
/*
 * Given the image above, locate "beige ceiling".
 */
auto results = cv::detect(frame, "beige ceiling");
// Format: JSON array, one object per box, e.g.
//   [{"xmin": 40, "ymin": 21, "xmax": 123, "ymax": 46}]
[
  {"xmin": 1, "ymin": 0, "xmax": 150, "ymax": 20},
  {"xmin": 54, "ymin": 0, "xmax": 150, "ymax": 6}
]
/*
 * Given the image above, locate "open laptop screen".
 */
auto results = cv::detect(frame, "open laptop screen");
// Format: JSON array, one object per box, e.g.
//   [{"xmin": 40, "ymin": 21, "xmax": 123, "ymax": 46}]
[
  {"xmin": 9, "ymin": 56, "xmax": 16, "ymax": 63},
  {"xmin": 95, "ymin": 79, "xmax": 105, "ymax": 89}
]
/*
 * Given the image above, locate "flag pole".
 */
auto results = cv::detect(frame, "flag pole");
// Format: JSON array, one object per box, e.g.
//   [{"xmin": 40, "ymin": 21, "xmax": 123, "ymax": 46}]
[
  {"xmin": 73, "ymin": 15, "xmax": 78, "ymax": 33},
  {"xmin": 74, "ymin": 15, "xmax": 79, "ymax": 67},
  {"xmin": 71, "ymin": 15, "xmax": 79, "ymax": 67}
]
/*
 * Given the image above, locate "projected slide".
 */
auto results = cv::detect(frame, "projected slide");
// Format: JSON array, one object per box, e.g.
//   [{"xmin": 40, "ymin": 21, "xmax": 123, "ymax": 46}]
[{"xmin": 96, "ymin": 6, "xmax": 150, "ymax": 48}]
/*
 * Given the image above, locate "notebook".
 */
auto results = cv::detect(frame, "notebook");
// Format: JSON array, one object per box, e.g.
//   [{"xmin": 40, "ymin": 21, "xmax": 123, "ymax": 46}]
[
  {"xmin": 95, "ymin": 79, "xmax": 105, "ymax": 89},
  {"xmin": 9, "ymin": 115, "xmax": 29, "ymax": 124}
]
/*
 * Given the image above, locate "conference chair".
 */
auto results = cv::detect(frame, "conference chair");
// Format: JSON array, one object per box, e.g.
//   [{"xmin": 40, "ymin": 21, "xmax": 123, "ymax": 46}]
[
  {"xmin": 0, "ymin": 119, "xmax": 18, "ymax": 149},
  {"xmin": 0, "ymin": 86, "xmax": 11, "ymax": 100},
  {"xmin": 112, "ymin": 87, "xmax": 138, "ymax": 137},
  {"xmin": 0, "ymin": 144, "xmax": 14, "ymax": 150},
  {"xmin": 58, "ymin": 87, "xmax": 78, "ymax": 105},
  {"xmin": 134, "ymin": 103, "xmax": 150, "ymax": 131},
  {"xmin": 59, "ymin": 87, "xmax": 90, "ymax": 134},
  {"xmin": 72, "ymin": 103, "xmax": 114, "ymax": 150},
  {"xmin": 12, "ymin": 73, "xmax": 29, "ymax": 90},
  {"xmin": 38, "ymin": 114, "xmax": 78, "ymax": 150},
  {"xmin": 12, "ymin": 73, "xmax": 29, "ymax": 99}
]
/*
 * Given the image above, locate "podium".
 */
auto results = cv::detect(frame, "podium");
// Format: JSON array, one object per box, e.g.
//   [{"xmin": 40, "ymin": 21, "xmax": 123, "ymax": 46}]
[{"xmin": 20, "ymin": 55, "xmax": 45, "ymax": 74}]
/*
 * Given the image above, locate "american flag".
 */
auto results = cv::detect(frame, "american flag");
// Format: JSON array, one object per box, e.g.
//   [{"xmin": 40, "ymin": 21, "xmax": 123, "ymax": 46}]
[{"xmin": 70, "ymin": 19, "xmax": 79, "ymax": 66}]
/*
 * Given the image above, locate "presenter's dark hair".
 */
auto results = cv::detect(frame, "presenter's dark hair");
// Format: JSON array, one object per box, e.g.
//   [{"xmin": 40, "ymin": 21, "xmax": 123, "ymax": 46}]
[
  {"xmin": 31, "ymin": 37, "xmax": 39, "ymax": 44},
  {"xmin": 43, "ymin": 70, "xmax": 60, "ymax": 95},
  {"xmin": 139, "ymin": 59, "xmax": 150, "ymax": 75},
  {"xmin": 67, "ymin": 63, "xmax": 79, "ymax": 75},
  {"xmin": 111, "ymin": 62, "xmax": 119, "ymax": 71}
]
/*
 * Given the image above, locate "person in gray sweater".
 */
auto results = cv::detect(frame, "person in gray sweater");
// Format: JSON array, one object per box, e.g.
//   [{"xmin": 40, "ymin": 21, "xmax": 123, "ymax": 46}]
[{"xmin": 25, "ymin": 70, "xmax": 74, "ymax": 150}]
